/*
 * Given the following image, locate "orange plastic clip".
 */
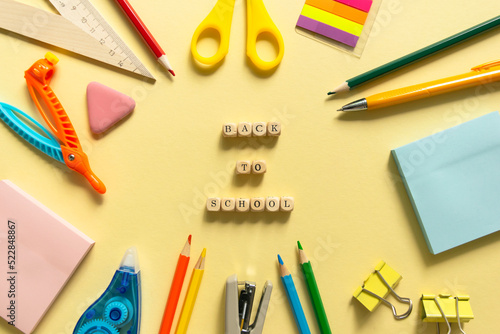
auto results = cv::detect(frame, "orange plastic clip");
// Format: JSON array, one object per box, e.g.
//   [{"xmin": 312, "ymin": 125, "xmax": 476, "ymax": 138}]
[{"xmin": 24, "ymin": 53, "xmax": 106, "ymax": 194}]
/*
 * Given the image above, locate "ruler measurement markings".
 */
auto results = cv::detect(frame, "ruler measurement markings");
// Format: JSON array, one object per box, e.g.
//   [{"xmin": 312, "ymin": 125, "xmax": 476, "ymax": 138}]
[{"xmin": 48, "ymin": 0, "xmax": 154, "ymax": 79}]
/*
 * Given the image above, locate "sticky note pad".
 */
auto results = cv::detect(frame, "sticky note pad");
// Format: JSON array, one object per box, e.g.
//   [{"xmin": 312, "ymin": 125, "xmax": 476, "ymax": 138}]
[
  {"xmin": 0, "ymin": 180, "xmax": 94, "ymax": 333},
  {"xmin": 392, "ymin": 112, "xmax": 500, "ymax": 254},
  {"xmin": 306, "ymin": 0, "xmax": 369, "ymax": 25},
  {"xmin": 296, "ymin": 0, "xmax": 374, "ymax": 49}
]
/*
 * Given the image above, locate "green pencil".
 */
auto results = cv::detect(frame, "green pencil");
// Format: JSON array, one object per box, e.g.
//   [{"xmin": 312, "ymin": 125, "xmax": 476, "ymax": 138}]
[
  {"xmin": 298, "ymin": 241, "xmax": 331, "ymax": 334},
  {"xmin": 328, "ymin": 15, "xmax": 500, "ymax": 95}
]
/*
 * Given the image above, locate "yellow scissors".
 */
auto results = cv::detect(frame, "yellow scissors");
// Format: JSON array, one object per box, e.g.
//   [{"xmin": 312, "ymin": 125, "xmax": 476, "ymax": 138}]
[{"xmin": 191, "ymin": 0, "xmax": 284, "ymax": 71}]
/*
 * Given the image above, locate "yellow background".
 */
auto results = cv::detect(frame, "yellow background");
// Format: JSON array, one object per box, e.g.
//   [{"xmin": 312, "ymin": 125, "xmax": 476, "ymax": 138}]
[{"xmin": 1, "ymin": 0, "xmax": 500, "ymax": 333}]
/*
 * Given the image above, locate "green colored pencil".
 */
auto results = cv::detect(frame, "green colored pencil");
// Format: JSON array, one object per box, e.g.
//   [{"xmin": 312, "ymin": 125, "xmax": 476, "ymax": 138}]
[
  {"xmin": 328, "ymin": 15, "xmax": 500, "ymax": 95},
  {"xmin": 298, "ymin": 241, "xmax": 331, "ymax": 334}
]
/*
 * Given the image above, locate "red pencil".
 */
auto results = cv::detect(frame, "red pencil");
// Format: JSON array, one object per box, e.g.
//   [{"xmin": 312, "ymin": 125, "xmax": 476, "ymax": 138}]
[
  {"xmin": 159, "ymin": 235, "xmax": 191, "ymax": 334},
  {"xmin": 114, "ymin": 0, "xmax": 175, "ymax": 76}
]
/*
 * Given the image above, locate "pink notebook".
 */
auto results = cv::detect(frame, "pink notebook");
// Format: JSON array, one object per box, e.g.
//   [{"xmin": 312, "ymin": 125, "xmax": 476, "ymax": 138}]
[{"xmin": 0, "ymin": 180, "xmax": 94, "ymax": 333}]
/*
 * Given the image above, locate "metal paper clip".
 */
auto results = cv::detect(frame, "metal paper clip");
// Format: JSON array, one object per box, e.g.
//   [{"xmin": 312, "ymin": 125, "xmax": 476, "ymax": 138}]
[
  {"xmin": 225, "ymin": 274, "xmax": 273, "ymax": 334},
  {"xmin": 353, "ymin": 261, "xmax": 413, "ymax": 320}
]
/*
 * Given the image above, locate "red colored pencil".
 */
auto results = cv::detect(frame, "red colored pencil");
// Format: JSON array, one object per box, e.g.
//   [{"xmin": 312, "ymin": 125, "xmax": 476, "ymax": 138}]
[
  {"xmin": 114, "ymin": 0, "xmax": 175, "ymax": 76},
  {"xmin": 159, "ymin": 235, "xmax": 191, "ymax": 334}
]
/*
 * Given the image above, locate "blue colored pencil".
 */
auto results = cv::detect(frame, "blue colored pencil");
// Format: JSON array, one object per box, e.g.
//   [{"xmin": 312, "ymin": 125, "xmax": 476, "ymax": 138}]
[{"xmin": 278, "ymin": 254, "xmax": 311, "ymax": 334}]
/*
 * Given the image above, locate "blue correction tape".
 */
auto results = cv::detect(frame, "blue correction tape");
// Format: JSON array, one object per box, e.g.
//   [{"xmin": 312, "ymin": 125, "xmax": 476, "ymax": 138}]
[{"xmin": 74, "ymin": 247, "xmax": 142, "ymax": 334}]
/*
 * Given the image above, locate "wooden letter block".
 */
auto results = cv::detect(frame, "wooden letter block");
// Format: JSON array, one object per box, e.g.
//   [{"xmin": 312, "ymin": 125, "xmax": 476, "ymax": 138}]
[
  {"xmin": 237, "ymin": 122, "xmax": 252, "ymax": 137},
  {"xmin": 267, "ymin": 122, "xmax": 281, "ymax": 136},
  {"xmin": 222, "ymin": 123, "xmax": 237, "ymax": 137},
  {"xmin": 250, "ymin": 197, "xmax": 265, "ymax": 212},
  {"xmin": 252, "ymin": 122, "xmax": 267, "ymax": 137},
  {"xmin": 235, "ymin": 198, "xmax": 250, "ymax": 212},
  {"xmin": 236, "ymin": 161, "xmax": 251, "ymax": 174},
  {"xmin": 221, "ymin": 198, "xmax": 235, "ymax": 211},
  {"xmin": 280, "ymin": 197, "xmax": 294, "ymax": 212},
  {"xmin": 206, "ymin": 197, "xmax": 221, "ymax": 211},
  {"xmin": 266, "ymin": 197, "xmax": 280, "ymax": 212},
  {"xmin": 252, "ymin": 160, "xmax": 267, "ymax": 174}
]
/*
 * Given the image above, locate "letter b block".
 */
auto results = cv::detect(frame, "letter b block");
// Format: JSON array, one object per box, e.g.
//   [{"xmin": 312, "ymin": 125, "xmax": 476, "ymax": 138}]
[{"xmin": 222, "ymin": 123, "xmax": 237, "ymax": 137}]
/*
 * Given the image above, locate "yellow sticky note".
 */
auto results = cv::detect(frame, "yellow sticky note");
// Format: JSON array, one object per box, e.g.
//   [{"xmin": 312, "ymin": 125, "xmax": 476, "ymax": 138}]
[{"xmin": 300, "ymin": 4, "xmax": 364, "ymax": 37}]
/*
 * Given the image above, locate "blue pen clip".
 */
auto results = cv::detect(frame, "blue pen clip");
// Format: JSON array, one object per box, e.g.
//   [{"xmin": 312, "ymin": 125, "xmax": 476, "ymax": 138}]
[
  {"xmin": 73, "ymin": 247, "xmax": 142, "ymax": 334},
  {"xmin": 0, "ymin": 102, "xmax": 64, "ymax": 163}
]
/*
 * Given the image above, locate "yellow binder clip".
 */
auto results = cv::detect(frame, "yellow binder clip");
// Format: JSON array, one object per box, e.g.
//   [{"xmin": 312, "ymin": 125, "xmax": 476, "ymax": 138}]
[
  {"xmin": 421, "ymin": 294, "xmax": 474, "ymax": 334},
  {"xmin": 353, "ymin": 261, "xmax": 412, "ymax": 320}
]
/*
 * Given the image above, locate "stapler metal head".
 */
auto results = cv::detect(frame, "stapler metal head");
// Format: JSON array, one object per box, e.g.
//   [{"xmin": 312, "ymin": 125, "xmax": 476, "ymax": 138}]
[{"xmin": 225, "ymin": 274, "xmax": 273, "ymax": 334}]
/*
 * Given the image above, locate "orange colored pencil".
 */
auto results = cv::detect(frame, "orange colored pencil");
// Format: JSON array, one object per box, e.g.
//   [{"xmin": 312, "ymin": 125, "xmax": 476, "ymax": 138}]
[{"xmin": 159, "ymin": 235, "xmax": 191, "ymax": 334}]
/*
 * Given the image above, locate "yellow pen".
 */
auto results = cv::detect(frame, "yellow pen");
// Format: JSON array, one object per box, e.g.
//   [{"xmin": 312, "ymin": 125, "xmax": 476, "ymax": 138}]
[
  {"xmin": 338, "ymin": 59, "xmax": 500, "ymax": 111},
  {"xmin": 175, "ymin": 248, "xmax": 206, "ymax": 334}
]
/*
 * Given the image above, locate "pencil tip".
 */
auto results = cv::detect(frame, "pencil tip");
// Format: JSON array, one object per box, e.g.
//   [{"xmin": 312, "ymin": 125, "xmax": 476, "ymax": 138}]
[
  {"xmin": 277, "ymin": 254, "xmax": 284, "ymax": 265},
  {"xmin": 201, "ymin": 248, "xmax": 206, "ymax": 258},
  {"xmin": 297, "ymin": 241, "xmax": 303, "ymax": 250},
  {"xmin": 188, "ymin": 234, "xmax": 192, "ymax": 245},
  {"xmin": 169, "ymin": 69, "xmax": 176, "ymax": 76},
  {"xmin": 327, "ymin": 91, "xmax": 335, "ymax": 95},
  {"xmin": 337, "ymin": 108, "xmax": 343, "ymax": 112}
]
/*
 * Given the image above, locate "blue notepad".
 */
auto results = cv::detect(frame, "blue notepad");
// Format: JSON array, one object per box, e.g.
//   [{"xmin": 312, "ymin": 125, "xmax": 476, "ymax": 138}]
[{"xmin": 392, "ymin": 112, "xmax": 500, "ymax": 254}]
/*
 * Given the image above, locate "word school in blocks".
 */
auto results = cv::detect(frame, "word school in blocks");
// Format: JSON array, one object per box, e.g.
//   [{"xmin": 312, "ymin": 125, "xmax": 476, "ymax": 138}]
[
  {"xmin": 207, "ymin": 197, "xmax": 294, "ymax": 212},
  {"xmin": 223, "ymin": 122, "xmax": 281, "ymax": 137}
]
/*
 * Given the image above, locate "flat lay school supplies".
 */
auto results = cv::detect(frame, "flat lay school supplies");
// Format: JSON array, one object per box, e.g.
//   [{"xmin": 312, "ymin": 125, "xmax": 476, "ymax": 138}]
[
  {"xmin": 0, "ymin": 180, "xmax": 94, "ymax": 334},
  {"xmin": 175, "ymin": 249, "xmax": 206, "ymax": 334},
  {"xmin": 392, "ymin": 111, "xmax": 500, "ymax": 254},
  {"xmin": 87, "ymin": 82, "xmax": 136, "ymax": 134},
  {"xmin": 0, "ymin": 0, "xmax": 154, "ymax": 80},
  {"xmin": 0, "ymin": 53, "xmax": 105, "ymax": 194},
  {"xmin": 73, "ymin": 247, "xmax": 142, "ymax": 334},
  {"xmin": 225, "ymin": 274, "xmax": 273, "ymax": 334},
  {"xmin": 338, "ymin": 59, "xmax": 500, "ymax": 111},
  {"xmin": 278, "ymin": 255, "xmax": 311, "ymax": 334},
  {"xmin": 159, "ymin": 235, "xmax": 191, "ymax": 334},
  {"xmin": 328, "ymin": 15, "xmax": 500, "ymax": 95},
  {"xmin": 297, "ymin": 241, "xmax": 331, "ymax": 334},
  {"xmin": 191, "ymin": 0, "xmax": 284, "ymax": 71},
  {"xmin": 421, "ymin": 294, "xmax": 473, "ymax": 333},
  {"xmin": 353, "ymin": 261, "xmax": 412, "ymax": 320},
  {"xmin": 113, "ymin": 0, "xmax": 175, "ymax": 76}
]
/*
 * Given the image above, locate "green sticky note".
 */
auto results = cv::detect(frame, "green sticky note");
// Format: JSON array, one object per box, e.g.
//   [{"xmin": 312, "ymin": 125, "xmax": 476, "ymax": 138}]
[{"xmin": 392, "ymin": 112, "xmax": 500, "ymax": 254}]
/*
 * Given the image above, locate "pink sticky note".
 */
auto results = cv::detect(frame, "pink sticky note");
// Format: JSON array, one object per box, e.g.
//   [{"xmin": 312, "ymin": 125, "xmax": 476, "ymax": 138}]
[
  {"xmin": 0, "ymin": 180, "xmax": 94, "ymax": 333},
  {"xmin": 335, "ymin": 0, "xmax": 372, "ymax": 13}
]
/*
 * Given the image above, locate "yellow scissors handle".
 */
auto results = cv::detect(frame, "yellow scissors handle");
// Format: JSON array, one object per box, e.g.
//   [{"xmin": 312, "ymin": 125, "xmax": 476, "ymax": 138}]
[
  {"xmin": 191, "ymin": 0, "xmax": 235, "ymax": 66},
  {"xmin": 246, "ymin": 0, "xmax": 284, "ymax": 71}
]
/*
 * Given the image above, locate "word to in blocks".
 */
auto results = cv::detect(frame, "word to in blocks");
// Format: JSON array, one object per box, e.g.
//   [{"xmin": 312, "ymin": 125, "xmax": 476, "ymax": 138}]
[
  {"xmin": 236, "ymin": 160, "xmax": 267, "ymax": 174},
  {"xmin": 207, "ymin": 197, "xmax": 294, "ymax": 212},
  {"xmin": 222, "ymin": 122, "xmax": 281, "ymax": 137}
]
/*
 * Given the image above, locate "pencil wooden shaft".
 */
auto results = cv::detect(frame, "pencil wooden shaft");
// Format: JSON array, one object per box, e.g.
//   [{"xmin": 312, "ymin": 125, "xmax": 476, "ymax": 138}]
[
  {"xmin": 347, "ymin": 15, "xmax": 500, "ymax": 90},
  {"xmin": 280, "ymin": 266, "xmax": 311, "ymax": 334},
  {"xmin": 114, "ymin": 0, "xmax": 164, "ymax": 57},
  {"xmin": 159, "ymin": 253, "xmax": 190, "ymax": 334},
  {"xmin": 301, "ymin": 261, "xmax": 331, "ymax": 334},
  {"xmin": 175, "ymin": 268, "xmax": 204, "ymax": 334}
]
